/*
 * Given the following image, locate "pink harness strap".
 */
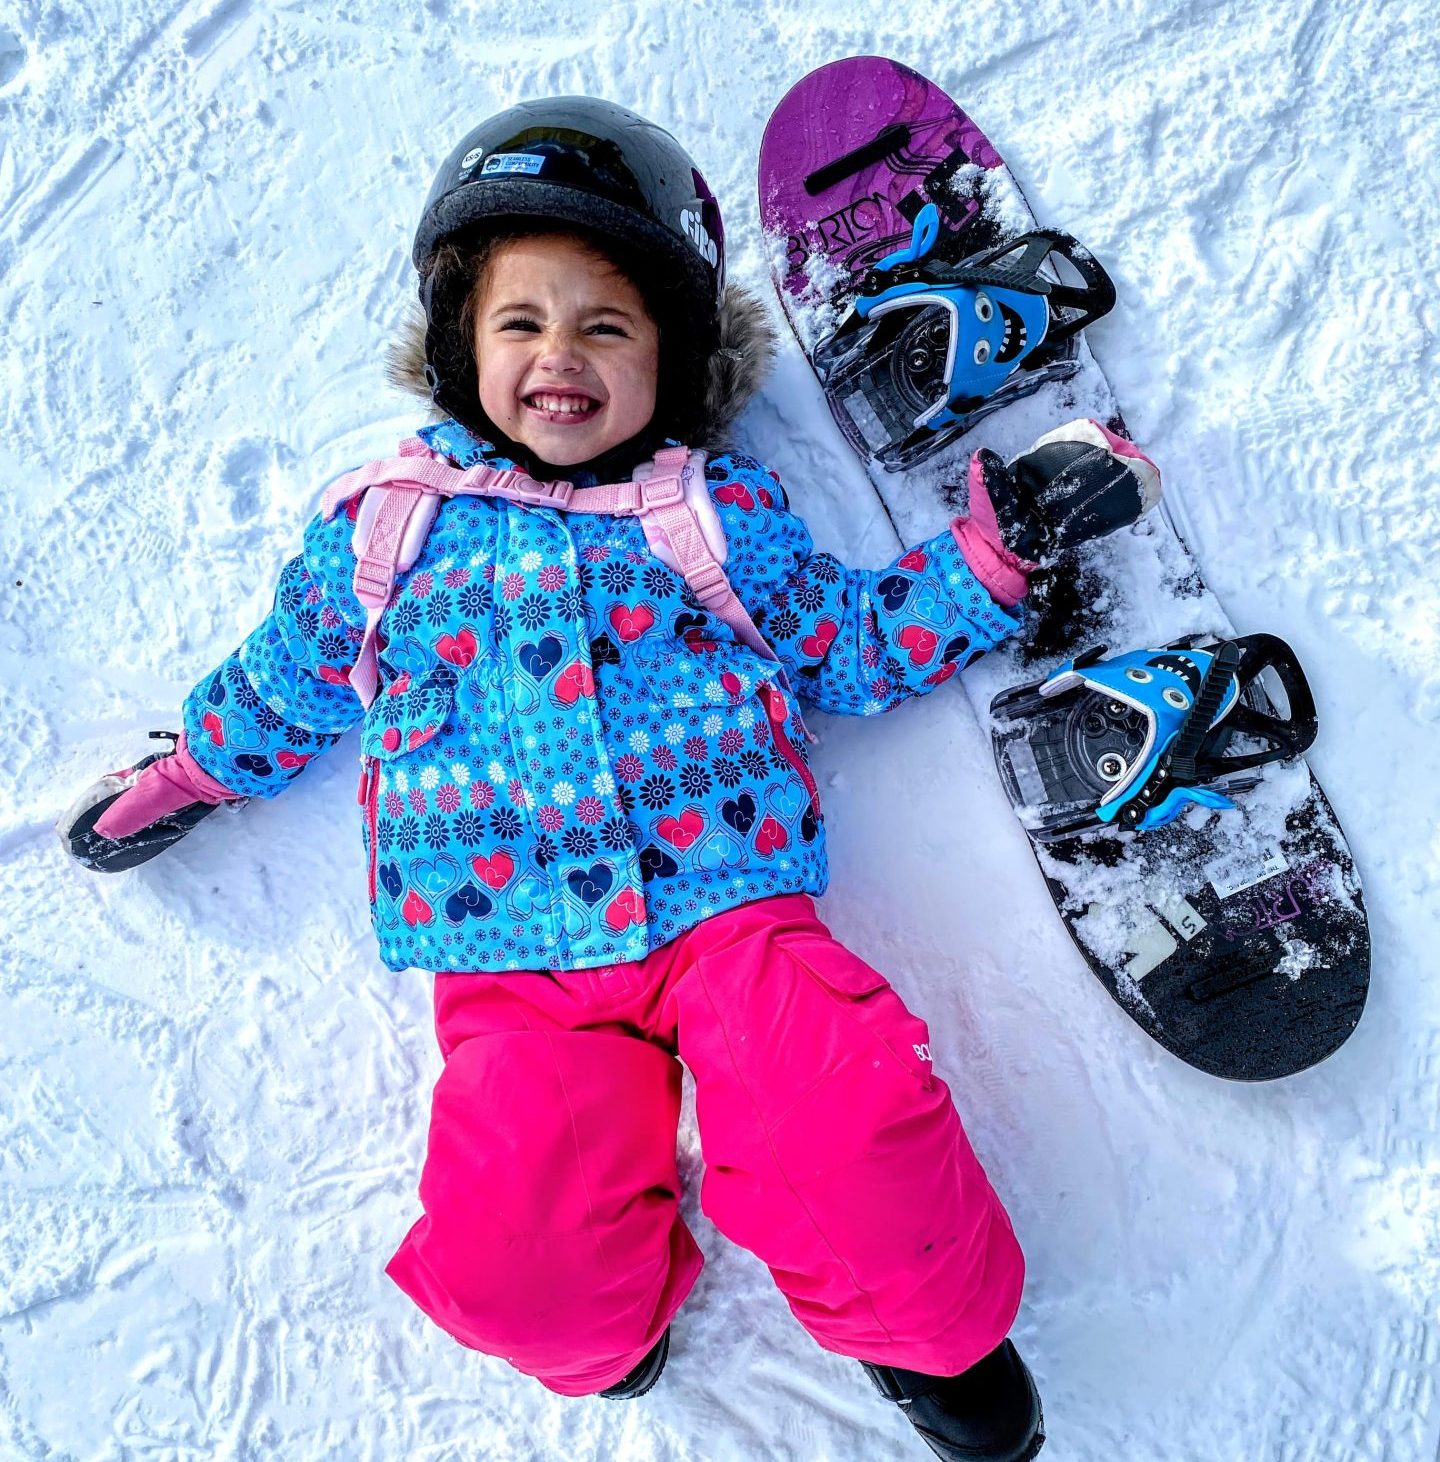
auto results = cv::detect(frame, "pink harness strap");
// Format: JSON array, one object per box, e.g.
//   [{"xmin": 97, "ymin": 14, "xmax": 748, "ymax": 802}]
[
  {"xmin": 638, "ymin": 449, "xmax": 776, "ymax": 663},
  {"xmin": 325, "ymin": 439, "xmax": 778, "ymax": 709}
]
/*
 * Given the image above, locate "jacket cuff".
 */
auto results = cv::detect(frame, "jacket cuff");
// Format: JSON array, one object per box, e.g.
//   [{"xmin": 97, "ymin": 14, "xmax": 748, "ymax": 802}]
[
  {"xmin": 175, "ymin": 731, "xmax": 242, "ymax": 802},
  {"xmin": 950, "ymin": 517, "xmax": 1031, "ymax": 608}
]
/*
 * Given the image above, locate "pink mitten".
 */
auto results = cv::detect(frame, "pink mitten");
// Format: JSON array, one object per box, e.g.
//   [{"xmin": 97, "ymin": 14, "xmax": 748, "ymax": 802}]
[
  {"xmin": 92, "ymin": 733, "xmax": 236, "ymax": 839},
  {"xmin": 57, "ymin": 731, "xmax": 242, "ymax": 874},
  {"xmin": 952, "ymin": 418, "xmax": 1162, "ymax": 607}
]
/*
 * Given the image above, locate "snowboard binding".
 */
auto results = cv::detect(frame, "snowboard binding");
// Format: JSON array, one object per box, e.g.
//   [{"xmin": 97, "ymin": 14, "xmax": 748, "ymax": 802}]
[
  {"xmin": 991, "ymin": 635, "xmax": 1318, "ymax": 842},
  {"xmin": 814, "ymin": 203, "xmax": 1115, "ymax": 470}
]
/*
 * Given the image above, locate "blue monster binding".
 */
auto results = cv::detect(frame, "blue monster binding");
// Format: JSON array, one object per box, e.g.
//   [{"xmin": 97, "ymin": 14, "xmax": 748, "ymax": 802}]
[
  {"xmin": 1038, "ymin": 644, "xmax": 1243, "ymax": 831},
  {"xmin": 814, "ymin": 204, "xmax": 1116, "ymax": 470},
  {"xmin": 990, "ymin": 636, "xmax": 1320, "ymax": 841}
]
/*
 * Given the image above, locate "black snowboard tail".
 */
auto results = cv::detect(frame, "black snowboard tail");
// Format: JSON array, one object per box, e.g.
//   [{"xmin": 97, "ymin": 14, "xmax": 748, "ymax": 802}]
[{"xmin": 991, "ymin": 637, "xmax": 1365, "ymax": 1080}]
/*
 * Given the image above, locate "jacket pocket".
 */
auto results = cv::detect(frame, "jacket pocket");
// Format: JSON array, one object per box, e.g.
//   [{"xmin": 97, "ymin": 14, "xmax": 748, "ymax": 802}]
[
  {"xmin": 360, "ymin": 666, "xmax": 458, "ymax": 761},
  {"xmin": 358, "ymin": 669, "xmax": 458, "ymax": 905},
  {"xmin": 634, "ymin": 634, "xmax": 772, "ymax": 708}
]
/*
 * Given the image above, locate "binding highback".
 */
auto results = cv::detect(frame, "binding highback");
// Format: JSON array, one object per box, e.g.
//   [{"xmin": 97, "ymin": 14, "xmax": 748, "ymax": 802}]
[{"xmin": 321, "ymin": 438, "xmax": 777, "ymax": 708}]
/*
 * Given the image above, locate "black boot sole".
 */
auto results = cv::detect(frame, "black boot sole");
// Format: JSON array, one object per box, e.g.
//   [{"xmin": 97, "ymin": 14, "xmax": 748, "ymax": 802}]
[
  {"xmin": 597, "ymin": 1327, "xmax": 670, "ymax": 1400},
  {"xmin": 863, "ymin": 1340, "xmax": 1046, "ymax": 1462}
]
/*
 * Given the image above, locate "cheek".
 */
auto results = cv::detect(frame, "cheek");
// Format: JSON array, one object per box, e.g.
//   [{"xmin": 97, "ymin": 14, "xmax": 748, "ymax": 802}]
[
  {"xmin": 626, "ymin": 340, "xmax": 661, "ymax": 412},
  {"xmin": 474, "ymin": 350, "xmax": 514, "ymax": 417}
]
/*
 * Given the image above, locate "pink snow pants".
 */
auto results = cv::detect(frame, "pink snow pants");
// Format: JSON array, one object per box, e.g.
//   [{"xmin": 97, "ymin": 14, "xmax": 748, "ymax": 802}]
[{"xmin": 386, "ymin": 895, "xmax": 1024, "ymax": 1396}]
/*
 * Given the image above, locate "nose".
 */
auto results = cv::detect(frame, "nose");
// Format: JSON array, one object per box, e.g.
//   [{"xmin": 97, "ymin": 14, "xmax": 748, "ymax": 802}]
[{"xmin": 535, "ymin": 327, "xmax": 586, "ymax": 375}]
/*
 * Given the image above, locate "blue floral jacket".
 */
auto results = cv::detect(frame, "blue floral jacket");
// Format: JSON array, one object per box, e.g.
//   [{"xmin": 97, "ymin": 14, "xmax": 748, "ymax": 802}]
[{"xmin": 181, "ymin": 419, "xmax": 1021, "ymax": 973}]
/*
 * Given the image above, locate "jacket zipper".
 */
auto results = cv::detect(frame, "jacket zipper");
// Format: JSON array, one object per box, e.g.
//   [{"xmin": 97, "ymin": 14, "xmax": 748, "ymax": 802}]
[
  {"xmin": 359, "ymin": 755, "xmax": 380, "ymax": 901},
  {"xmin": 759, "ymin": 681, "xmax": 820, "ymax": 815}
]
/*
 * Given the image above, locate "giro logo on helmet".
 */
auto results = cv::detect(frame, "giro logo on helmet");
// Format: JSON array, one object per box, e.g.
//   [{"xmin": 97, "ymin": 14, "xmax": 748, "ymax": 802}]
[{"xmin": 680, "ymin": 207, "xmax": 718, "ymax": 266}]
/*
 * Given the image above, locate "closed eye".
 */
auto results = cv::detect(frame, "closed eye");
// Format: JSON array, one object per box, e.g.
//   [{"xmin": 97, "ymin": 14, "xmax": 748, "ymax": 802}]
[{"xmin": 497, "ymin": 317, "xmax": 629, "ymax": 337}]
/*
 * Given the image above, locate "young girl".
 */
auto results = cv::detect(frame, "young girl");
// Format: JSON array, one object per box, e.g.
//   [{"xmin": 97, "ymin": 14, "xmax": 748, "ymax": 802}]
[{"xmin": 60, "ymin": 96, "xmax": 1159, "ymax": 1462}]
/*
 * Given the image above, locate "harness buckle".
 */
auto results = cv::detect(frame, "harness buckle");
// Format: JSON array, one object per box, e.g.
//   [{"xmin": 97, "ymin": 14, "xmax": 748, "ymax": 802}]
[
  {"xmin": 352, "ymin": 559, "xmax": 394, "ymax": 608},
  {"xmin": 502, "ymin": 474, "xmax": 576, "ymax": 509}
]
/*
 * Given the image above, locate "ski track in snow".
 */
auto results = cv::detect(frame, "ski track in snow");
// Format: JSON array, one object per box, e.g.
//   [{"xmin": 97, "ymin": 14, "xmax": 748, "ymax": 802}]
[{"xmin": 3, "ymin": 1, "xmax": 1438, "ymax": 1458}]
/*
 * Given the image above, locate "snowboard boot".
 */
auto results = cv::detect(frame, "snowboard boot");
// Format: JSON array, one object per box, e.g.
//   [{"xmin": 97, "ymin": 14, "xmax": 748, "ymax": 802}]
[
  {"xmin": 596, "ymin": 1326, "xmax": 670, "ymax": 1400},
  {"xmin": 860, "ymin": 1339, "xmax": 1044, "ymax": 1462},
  {"xmin": 975, "ymin": 417, "xmax": 1161, "ymax": 568}
]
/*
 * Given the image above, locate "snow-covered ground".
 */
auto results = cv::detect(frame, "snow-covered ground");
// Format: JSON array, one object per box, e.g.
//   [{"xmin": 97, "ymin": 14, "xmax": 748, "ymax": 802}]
[{"xmin": 4, "ymin": 1, "xmax": 1438, "ymax": 1458}]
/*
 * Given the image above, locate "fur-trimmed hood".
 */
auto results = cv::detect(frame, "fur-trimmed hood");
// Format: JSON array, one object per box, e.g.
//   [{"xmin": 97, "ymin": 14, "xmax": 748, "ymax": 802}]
[{"xmin": 385, "ymin": 281, "xmax": 779, "ymax": 456}]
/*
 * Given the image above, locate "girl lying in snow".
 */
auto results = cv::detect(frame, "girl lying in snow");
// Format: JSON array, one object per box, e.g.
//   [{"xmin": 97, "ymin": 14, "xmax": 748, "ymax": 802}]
[{"xmin": 60, "ymin": 96, "xmax": 1159, "ymax": 1462}]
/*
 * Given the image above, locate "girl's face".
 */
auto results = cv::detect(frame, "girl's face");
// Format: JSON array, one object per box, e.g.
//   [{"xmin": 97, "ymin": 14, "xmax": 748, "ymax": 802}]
[{"xmin": 473, "ymin": 233, "xmax": 661, "ymax": 469}]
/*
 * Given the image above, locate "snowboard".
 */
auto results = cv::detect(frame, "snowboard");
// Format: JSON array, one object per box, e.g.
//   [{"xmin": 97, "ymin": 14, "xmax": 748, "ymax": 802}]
[{"xmin": 758, "ymin": 55, "xmax": 1369, "ymax": 1081}]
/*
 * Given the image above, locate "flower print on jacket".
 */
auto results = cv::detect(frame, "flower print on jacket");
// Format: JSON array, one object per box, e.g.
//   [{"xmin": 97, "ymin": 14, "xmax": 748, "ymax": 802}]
[{"xmin": 181, "ymin": 419, "xmax": 1020, "ymax": 974}]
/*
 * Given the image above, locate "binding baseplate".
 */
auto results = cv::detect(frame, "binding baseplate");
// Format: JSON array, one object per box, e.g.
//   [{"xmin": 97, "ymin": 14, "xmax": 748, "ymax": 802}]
[{"xmin": 991, "ymin": 634, "xmax": 1319, "ymax": 842}]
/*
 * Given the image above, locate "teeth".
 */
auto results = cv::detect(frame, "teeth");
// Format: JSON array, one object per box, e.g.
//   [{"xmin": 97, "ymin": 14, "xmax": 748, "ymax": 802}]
[{"xmin": 528, "ymin": 394, "xmax": 596, "ymax": 415}]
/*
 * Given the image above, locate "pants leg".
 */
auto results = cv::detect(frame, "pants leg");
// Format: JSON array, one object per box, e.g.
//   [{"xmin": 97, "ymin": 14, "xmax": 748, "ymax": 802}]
[
  {"xmin": 663, "ymin": 895, "xmax": 1025, "ymax": 1377},
  {"xmin": 385, "ymin": 971, "xmax": 703, "ymax": 1396}
]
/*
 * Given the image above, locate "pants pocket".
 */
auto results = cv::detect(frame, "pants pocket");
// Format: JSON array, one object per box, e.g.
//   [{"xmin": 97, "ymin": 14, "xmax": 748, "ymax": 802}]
[{"xmin": 766, "ymin": 925, "xmax": 937, "ymax": 1091}]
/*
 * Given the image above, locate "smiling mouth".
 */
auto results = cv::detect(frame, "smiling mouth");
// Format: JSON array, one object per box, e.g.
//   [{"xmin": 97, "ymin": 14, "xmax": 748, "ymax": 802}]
[
  {"xmin": 995, "ymin": 303, "xmax": 1027, "ymax": 364},
  {"xmin": 523, "ymin": 392, "xmax": 603, "ymax": 421}
]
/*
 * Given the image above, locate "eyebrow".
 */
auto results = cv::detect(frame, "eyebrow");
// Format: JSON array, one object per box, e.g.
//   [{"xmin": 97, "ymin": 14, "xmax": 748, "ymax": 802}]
[{"xmin": 487, "ymin": 301, "xmax": 638, "ymax": 323}]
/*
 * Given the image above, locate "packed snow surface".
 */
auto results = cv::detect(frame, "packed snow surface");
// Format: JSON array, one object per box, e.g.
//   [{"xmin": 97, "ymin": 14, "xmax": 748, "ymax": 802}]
[{"xmin": 3, "ymin": 1, "xmax": 1438, "ymax": 1459}]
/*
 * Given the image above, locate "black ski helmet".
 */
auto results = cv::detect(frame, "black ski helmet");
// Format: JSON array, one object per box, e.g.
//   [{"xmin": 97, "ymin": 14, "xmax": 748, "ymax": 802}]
[{"xmin": 411, "ymin": 96, "xmax": 726, "ymax": 453}]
